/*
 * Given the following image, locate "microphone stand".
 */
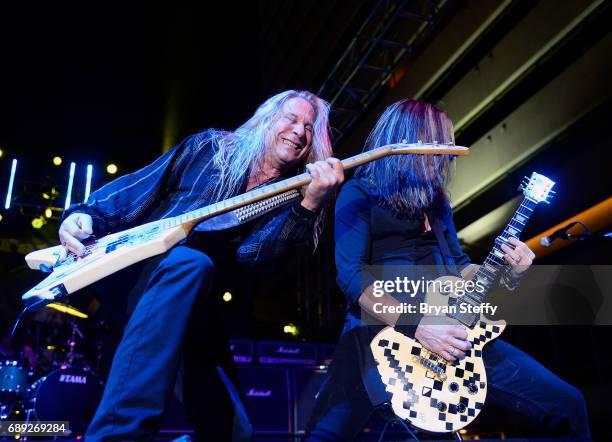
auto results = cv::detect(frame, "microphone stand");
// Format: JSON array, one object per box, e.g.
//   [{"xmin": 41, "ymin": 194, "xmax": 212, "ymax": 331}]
[{"xmin": 566, "ymin": 231, "xmax": 612, "ymax": 243}]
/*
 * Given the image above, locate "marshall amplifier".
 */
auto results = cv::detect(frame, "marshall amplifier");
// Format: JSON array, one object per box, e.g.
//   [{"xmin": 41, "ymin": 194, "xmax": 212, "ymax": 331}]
[
  {"xmin": 237, "ymin": 366, "xmax": 292, "ymax": 434},
  {"xmin": 292, "ymin": 366, "xmax": 328, "ymax": 435},
  {"xmin": 229, "ymin": 339, "xmax": 255, "ymax": 364},
  {"xmin": 258, "ymin": 341, "xmax": 318, "ymax": 365},
  {"xmin": 319, "ymin": 342, "xmax": 336, "ymax": 365}
]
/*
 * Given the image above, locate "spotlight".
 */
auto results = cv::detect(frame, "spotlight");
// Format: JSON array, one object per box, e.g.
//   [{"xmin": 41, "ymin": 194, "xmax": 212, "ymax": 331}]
[
  {"xmin": 0, "ymin": 148, "xmax": 3, "ymax": 158},
  {"xmin": 31, "ymin": 217, "xmax": 45, "ymax": 229},
  {"xmin": 45, "ymin": 208, "xmax": 53, "ymax": 218},
  {"xmin": 106, "ymin": 164, "xmax": 118, "ymax": 174},
  {"xmin": 222, "ymin": 292, "xmax": 232, "ymax": 302},
  {"xmin": 283, "ymin": 323, "xmax": 299, "ymax": 336},
  {"xmin": 0, "ymin": 214, "xmax": 3, "ymax": 222},
  {"xmin": 52, "ymin": 156, "xmax": 62, "ymax": 166}
]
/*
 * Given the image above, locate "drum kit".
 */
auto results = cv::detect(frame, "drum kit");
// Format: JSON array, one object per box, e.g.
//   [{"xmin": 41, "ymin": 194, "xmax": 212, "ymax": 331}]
[{"xmin": 0, "ymin": 305, "xmax": 104, "ymax": 436}]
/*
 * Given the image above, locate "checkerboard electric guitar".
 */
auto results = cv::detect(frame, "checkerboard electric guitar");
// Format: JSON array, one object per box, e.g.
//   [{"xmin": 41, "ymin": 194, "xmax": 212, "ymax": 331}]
[{"xmin": 370, "ymin": 172, "xmax": 555, "ymax": 433}]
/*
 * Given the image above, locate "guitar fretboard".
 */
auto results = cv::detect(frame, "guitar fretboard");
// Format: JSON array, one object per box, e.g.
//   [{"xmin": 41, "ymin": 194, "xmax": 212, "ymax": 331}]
[
  {"xmin": 157, "ymin": 146, "xmax": 401, "ymax": 230},
  {"xmin": 450, "ymin": 196, "xmax": 539, "ymax": 326},
  {"xmin": 151, "ymin": 143, "xmax": 467, "ymax": 232}
]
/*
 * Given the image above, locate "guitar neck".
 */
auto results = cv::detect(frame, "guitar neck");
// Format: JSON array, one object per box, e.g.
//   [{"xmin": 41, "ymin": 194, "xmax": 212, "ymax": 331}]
[
  {"xmin": 471, "ymin": 196, "xmax": 539, "ymax": 300},
  {"xmin": 160, "ymin": 144, "xmax": 469, "ymax": 231}
]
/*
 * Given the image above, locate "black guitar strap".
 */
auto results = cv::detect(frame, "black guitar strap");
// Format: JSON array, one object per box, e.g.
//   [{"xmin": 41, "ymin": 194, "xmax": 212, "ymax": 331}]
[{"xmin": 429, "ymin": 212, "xmax": 460, "ymax": 277}]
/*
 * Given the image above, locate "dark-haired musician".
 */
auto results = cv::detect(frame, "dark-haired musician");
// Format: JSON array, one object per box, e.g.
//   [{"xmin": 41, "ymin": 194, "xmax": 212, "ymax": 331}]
[{"xmin": 306, "ymin": 100, "xmax": 589, "ymax": 440}]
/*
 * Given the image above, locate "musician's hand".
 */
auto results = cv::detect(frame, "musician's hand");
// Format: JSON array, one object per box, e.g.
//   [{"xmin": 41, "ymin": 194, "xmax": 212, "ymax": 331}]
[
  {"xmin": 501, "ymin": 237, "xmax": 535, "ymax": 278},
  {"xmin": 59, "ymin": 212, "xmax": 93, "ymax": 255},
  {"xmin": 415, "ymin": 317, "xmax": 472, "ymax": 362},
  {"xmin": 301, "ymin": 158, "xmax": 344, "ymax": 212}
]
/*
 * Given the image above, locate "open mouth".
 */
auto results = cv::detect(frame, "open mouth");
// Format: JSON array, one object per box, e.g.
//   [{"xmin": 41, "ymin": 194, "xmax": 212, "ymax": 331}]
[{"xmin": 281, "ymin": 137, "xmax": 302, "ymax": 149}]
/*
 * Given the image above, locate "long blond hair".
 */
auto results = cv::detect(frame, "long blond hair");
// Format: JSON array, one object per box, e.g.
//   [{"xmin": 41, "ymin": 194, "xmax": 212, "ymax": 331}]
[{"xmin": 204, "ymin": 90, "xmax": 333, "ymax": 246}]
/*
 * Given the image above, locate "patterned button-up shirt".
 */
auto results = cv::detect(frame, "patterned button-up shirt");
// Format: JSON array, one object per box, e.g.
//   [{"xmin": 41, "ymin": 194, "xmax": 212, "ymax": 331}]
[{"xmin": 64, "ymin": 130, "xmax": 317, "ymax": 266}]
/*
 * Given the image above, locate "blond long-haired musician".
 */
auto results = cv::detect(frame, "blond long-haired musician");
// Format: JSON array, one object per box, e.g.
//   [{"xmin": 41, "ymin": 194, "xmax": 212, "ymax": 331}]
[{"xmin": 58, "ymin": 90, "xmax": 344, "ymax": 441}]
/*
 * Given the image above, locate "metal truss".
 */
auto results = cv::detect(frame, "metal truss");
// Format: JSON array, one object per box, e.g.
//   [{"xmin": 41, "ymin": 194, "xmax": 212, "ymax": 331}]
[{"xmin": 317, "ymin": 0, "xmax": 457, "ymax": 143}]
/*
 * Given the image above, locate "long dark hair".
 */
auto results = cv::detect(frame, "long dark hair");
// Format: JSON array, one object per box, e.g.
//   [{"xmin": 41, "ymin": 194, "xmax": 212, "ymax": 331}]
[{"xmin": 355, "ymin": 99, "xmax": 455, "ymax": 215}]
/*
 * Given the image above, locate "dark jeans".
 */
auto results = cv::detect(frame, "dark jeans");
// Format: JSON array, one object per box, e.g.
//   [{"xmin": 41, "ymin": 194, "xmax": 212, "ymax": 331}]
[
  {"xmin": 85, "ymin": 246, "xmax": 252, "ymax": 442},
  {"xmin": 305, "ymin": 326, "xmax": 591, "ymax": 441}
]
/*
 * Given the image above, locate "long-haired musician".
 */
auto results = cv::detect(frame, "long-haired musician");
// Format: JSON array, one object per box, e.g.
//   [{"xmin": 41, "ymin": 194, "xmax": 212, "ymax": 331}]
[
  {"xmin": 305, "ymin": 100, "xmax": 589, "ymax": 440},
  {"xmin": 58, "ymin": 90, "xmax": 344, "ymax": 441}
]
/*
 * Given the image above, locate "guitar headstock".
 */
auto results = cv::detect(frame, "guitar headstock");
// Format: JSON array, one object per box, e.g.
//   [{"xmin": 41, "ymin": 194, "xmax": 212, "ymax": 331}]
[
  {"xmin": 386, "ymin": 140, "xmax": 470, "ymax": 156},
  {"xmin": 520, "ymin": 172, "xmax": 556, "ymax": 204}
]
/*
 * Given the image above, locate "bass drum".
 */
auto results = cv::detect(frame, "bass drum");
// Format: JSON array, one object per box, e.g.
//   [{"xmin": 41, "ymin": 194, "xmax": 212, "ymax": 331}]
[{"xmin": 29, "ymin": 366, "xmax": 103, "ymax": 434}]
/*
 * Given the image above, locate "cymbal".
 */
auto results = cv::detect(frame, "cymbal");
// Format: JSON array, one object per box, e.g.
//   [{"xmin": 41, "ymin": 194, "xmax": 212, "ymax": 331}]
[{"xmin": 45, "ymin": 303, "xmax": 89, "ymax": 319}]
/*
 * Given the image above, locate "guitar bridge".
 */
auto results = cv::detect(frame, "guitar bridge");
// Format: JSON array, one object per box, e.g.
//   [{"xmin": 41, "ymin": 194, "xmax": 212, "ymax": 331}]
[{"xmin": 412, "ymin": 355, "xmax": 447, "ymax": 381}]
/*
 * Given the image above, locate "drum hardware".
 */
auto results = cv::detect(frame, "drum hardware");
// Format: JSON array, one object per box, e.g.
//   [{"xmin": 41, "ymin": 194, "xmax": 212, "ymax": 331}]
[
  {"xmin": 26, "ymin": 366, "xmax": 103, "ymax": 435},
  {"xmin": 2, "ymin": 309, "xmax": 107, "ymax": 435},
  {"xmin": 0, "ymin": 359, "xmax": 33, "ymax": 425},
  {"xmin": 66, "ymin": 320, "xmax": 84, "ymax": 366},
  {"xmin": 0, "ymin": 360, "xmax": 31, "ymax": 397}
]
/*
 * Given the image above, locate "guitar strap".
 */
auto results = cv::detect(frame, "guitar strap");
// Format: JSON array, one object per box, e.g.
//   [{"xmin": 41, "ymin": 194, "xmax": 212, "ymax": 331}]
[{"xmin": 429, "ymin": 211, "xmax": 460, "ymax": 277}]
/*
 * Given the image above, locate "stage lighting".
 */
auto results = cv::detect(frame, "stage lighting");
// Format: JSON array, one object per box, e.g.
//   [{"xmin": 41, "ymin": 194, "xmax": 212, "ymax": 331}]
[
  {"xmin": 0, "ymin": 214, "xmax": 3, "ymax": 222},
  {"xmin": 106, "ymin": 164, "xmax": 118, "ymax": 174},
  {"xmin": 84, "ymin": 164, "xmax": 93, "ymax": 202},
  {"xmin": 4, "ymin": 159, "xmax": 17, "ymax": 209},
  {"xmin": 223, "ymin": 291, "xmax": 232, "ymax": 302},
  {"xmin": 52, "ymin": 156, "xmax": 62, "ymax": 166},
  {"xmin": 283, "ymin": 323, "xmax": 299, "ymax": 336},
  {"xmin": 45, "ymin": 208, "xmax": 53, "ymax": 218},
  {"xmin": 32, "ymin": 216, "xmax": 45, "ymax": 229},
  {"xmin": 0, "ymin": 148, "xmax": 3, "ymax": 158},
  {"xmin": 64, "ymin": 162, "xmax": 76, "ymax": 209}
]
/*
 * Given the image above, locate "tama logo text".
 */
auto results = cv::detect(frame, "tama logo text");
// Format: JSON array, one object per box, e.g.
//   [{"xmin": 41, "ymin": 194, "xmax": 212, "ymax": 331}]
[{"xmin": 59, "ymin": 374, "xmax": 87, "ymax": 384}]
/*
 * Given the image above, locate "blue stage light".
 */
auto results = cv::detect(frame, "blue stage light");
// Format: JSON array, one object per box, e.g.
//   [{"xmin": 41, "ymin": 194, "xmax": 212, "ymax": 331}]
[
  {"xmin": 84, "ymin": 164, "xmax": 93, "ymax": 203},
  {"xmin": 64, "ymin": 162, "xmax": 76, "ymax": 210},
  {"xmin": 4, "ymin": 159, "xmax": 17, "ymax": 209}
]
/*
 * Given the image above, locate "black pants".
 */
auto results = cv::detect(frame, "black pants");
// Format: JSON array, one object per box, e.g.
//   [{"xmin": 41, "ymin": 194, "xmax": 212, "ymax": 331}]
[{"xmin": 85, "ymin": 246, "xmax": 251, "ymax": 442}]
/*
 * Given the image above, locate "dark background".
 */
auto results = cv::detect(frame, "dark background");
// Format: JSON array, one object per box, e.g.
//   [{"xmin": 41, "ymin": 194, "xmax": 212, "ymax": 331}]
[{"xmin": 1, "ymin": 1, "xmax": 611, "ymax": 439}]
